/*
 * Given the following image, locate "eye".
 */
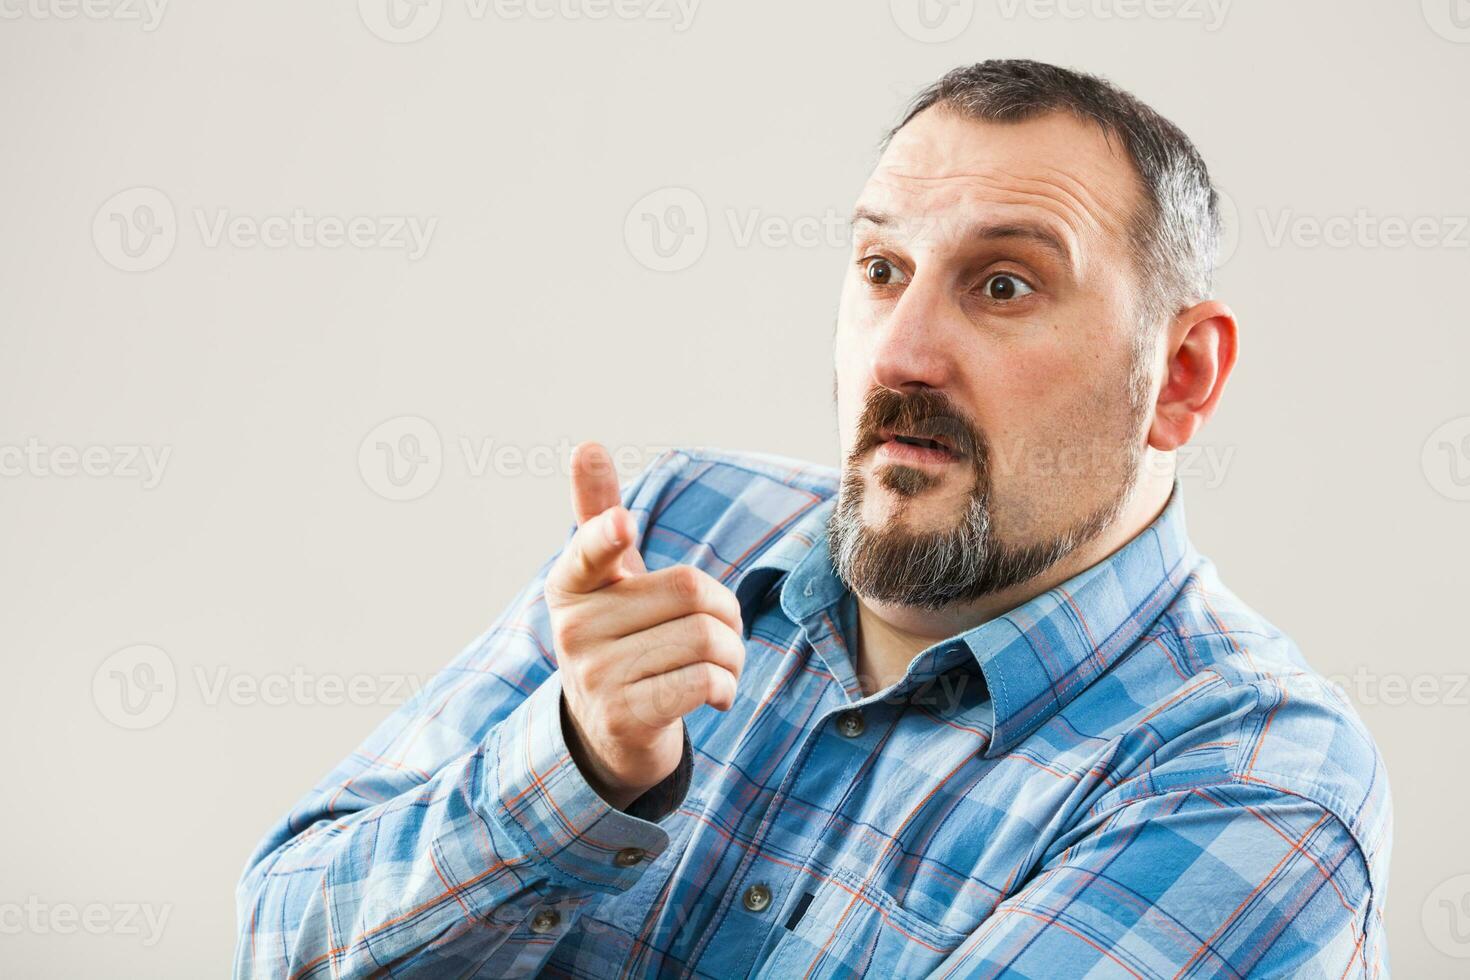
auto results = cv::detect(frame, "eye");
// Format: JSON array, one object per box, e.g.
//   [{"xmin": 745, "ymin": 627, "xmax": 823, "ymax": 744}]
[
  {"xmin": 862, "ymin": 257, "xmax": 907, "ymax": 287},
  {"xmin": 981, "ymin": 273, "xmax": 1034, "ymax": 301}
]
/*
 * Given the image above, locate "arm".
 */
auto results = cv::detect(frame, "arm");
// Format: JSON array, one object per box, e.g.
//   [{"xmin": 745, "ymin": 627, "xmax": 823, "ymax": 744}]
[
  {"xmin": 931, "ymin": 781, "xmax": 1382, "ymax": 979},
  {"xmin": 233, "ymin": 458, "xmax": 700, "ymax": 978}
]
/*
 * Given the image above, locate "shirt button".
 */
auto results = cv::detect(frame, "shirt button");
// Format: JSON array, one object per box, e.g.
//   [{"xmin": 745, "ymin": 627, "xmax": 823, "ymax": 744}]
[
  {"xmin": 530, "ymin": 908, "xmax": 560, "ymax": 933},
  {"xmin": 614, "ymin": 847, "xmax": 647, "ymax": 868},
  {"xmin": 836, "ymin": 709, "xmax": 865, "ymax": 738},
  {"xmin": 742, "ymin": 883, "xmax": 772, "ymax": 913}
]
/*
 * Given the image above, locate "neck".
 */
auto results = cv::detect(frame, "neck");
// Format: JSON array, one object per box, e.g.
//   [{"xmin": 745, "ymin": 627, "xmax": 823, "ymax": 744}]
[{"xmin": 853, "ymin": 467, "xmax": 1175, "ymax": 696}]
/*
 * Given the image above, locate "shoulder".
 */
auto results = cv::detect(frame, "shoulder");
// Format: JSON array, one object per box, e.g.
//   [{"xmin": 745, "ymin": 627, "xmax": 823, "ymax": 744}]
[
  {"xmin": 1089, "ymin": 558, "xmax": 1392, "ymax": 890},
  {"xmin": 619, "ymin": 445, "xmax": 839, "ymax": 574}
]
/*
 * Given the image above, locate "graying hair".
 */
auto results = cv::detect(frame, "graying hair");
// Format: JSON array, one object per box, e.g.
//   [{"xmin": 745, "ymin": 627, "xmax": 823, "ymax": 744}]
[{"xmin": 885, "ymin": 59, "xmax": 1220, "ymax": 331}]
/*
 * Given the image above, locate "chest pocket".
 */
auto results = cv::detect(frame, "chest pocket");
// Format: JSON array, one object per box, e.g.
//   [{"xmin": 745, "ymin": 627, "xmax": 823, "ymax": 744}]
[{"xmin": 756, "ymin": 868, "xmax": 970, "ymax": 978}]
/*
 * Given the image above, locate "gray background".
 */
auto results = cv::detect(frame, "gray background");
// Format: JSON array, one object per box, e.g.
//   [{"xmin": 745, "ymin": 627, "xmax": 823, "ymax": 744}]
[{"xmin": 2, "ymin": 0, "xmax": 1468, "ymax": 975}]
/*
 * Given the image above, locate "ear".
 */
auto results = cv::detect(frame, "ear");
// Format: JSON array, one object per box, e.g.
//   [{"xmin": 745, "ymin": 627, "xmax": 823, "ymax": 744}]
[{"xmin": 1148, "ymin": 300, "xmax": 1239, "ymax": 452}]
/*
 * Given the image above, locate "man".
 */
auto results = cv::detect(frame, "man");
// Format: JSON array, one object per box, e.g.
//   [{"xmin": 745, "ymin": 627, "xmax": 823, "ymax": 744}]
[{"xmin": 236, "ymin": 60, "xmax": 1390, "ymax": 978}]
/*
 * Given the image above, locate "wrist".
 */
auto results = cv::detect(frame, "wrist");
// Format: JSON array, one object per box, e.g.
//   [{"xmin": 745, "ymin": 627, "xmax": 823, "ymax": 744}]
[{"xmin": 559, "ymin": 694, "xmax": 650, "ymax": 811}]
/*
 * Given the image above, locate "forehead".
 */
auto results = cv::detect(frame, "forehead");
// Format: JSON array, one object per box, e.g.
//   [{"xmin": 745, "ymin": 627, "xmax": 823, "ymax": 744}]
[{"xmin": 858, "ymin": 107, "xmax": 1144, "ymax": 253}]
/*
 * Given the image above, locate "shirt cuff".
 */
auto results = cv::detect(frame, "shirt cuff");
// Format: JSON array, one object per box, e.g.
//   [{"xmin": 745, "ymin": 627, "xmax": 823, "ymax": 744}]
[{"xmin": 485, "ymin": 671, "xmax": 691, "ymax": 893}]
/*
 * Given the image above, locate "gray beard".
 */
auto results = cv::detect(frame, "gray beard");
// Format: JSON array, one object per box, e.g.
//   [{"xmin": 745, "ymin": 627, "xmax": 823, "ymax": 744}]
[{"xmin": 826, "ymin": 459, "xmax": 1135, "ymax": 612}]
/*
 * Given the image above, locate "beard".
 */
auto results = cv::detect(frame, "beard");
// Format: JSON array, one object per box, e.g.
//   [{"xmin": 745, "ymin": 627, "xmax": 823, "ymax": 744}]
[{"xmin": 826, "ymin": 383, "xmax": 1147, "ymax": 611}]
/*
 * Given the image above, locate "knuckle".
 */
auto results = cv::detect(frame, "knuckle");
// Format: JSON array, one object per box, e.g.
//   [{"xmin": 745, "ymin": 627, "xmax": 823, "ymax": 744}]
[
  {"xmin": 702, "ymin": 582, "xmax": 736, "ymax": 615},
  {"xmin": 702, "ymin": 662, "xmax": 726, "ymax": 701},
  {"xmin": 668, "ymin": 565, "xmax": 705, "ymax": 603},
  {"xmin": 551, "ymin": 613, "xmax": 589, "ymax": 654},
  {"xmin": 687, "ymin": 612, "xmax": 722, "ymax": 649},
  {"xmin": 543, "ymin": 575, "xmax": 571, "ymax": 605},
  {"xmin": 722, "ymin": 632, "xmax": 746, "ymax": 674},
  {"xmin": 573, "ymin": 654, "xmax": 608, "ymax": 690}
]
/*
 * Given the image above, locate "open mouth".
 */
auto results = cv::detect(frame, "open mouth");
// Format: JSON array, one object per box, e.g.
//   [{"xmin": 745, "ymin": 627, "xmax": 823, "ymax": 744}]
[
  {"xmin": 875, "ymin": 427, "xmax": 964, "ymax": 466},
  {"xmin": 892, "ymin": 434, "xmax": 950, "ymax": 452}
]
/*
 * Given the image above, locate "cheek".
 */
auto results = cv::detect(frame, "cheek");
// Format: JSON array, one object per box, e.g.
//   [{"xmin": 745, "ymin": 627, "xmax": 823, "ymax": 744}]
[
  {"xmin": 974, "ymin": 343, "xmax": 1068, "ymax": 424},
  {"xmin": 966, "ymin": 341, "xmax": 1099, "ymax": 476}
]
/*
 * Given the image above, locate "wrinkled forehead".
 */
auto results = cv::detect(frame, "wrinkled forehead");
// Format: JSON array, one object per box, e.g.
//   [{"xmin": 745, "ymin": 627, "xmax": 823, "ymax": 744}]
[{"xmin": 857, "ymin": 107, "xmax": 1145, "ymax": 262}]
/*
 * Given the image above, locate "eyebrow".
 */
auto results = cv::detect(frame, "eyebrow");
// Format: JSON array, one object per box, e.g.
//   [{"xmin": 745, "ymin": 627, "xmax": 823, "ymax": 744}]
[{"xmin": 851, "ymin": 206, "xmax": 1075, "ymax": 270}]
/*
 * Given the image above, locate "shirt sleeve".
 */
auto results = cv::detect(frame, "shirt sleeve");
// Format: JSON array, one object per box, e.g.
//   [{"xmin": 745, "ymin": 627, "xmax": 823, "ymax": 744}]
[
  {"xmin": 929, "ymin": 781, "xmax": 1383, "ymax": 979},
  {"xmin": 233, "ymin": 462, "xmax": 693, "ymax": 979}
]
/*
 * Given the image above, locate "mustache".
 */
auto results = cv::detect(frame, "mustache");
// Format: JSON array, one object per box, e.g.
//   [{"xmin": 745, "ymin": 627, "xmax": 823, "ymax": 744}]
[{"xmin": 849, "ymin": 387, "xmax": 984, "ymax": 464}]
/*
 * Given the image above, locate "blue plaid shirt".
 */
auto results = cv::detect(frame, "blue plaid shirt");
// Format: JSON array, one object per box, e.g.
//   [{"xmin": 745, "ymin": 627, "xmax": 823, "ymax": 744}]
[{"xmin": 236, "ymin": 448, "xmax": 1391, "ymax": 978}]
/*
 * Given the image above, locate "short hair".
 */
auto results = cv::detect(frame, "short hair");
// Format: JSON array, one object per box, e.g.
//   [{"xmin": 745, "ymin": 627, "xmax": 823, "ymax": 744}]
[{"xmin": 885, "ymin": 59, "xmax": 1220, "ymax": 330}]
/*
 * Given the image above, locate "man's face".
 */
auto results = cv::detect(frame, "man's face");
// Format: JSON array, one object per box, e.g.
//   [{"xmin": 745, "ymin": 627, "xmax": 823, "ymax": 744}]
[{"xmin": 830, "ymin": 107, "xmax": 1158, "ymax": 609}]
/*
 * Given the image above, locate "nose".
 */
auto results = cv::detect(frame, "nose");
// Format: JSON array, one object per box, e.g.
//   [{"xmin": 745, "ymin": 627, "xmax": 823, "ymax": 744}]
[{"xmin": 867, "ymin": 270, "xmax": 960, "ymax": 394}]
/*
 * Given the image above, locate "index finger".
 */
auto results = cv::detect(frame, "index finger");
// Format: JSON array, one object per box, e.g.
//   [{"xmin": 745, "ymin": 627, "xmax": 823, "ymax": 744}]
[
  {"xmin": 548, "ymin": 505, "xmax": 636, "ymax": 595},
  {"xmin": 569, "ymin": 440, "xmax": 647, "ymax": 576},
  {"xmin": 571, "ymin": 441, "xmax": 622, "ymax": 526}
]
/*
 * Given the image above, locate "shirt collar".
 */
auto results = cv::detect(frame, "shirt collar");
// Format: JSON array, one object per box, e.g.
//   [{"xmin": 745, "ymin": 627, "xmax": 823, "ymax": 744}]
[{"xmin": 732, "ymin": 482, "xmax": 1202, "ymax": 756}]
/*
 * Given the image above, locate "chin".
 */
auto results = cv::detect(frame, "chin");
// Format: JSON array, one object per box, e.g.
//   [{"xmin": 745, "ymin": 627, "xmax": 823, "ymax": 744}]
[{"xmin": 862, "ymin": 467, "xmax": 968, "ymax": 527}]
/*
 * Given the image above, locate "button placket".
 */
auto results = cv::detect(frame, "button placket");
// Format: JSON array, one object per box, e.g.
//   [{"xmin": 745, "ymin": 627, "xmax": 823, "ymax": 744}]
[{"xmin": 687, "ymin": 686, "xmax": 856, "ymax": 974}]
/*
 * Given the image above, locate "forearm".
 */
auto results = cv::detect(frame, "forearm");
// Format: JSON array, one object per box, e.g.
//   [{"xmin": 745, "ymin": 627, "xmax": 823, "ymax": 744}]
[{"xmin": 234, "ymin": 676, "xmax": 685, "ymax": 979}]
